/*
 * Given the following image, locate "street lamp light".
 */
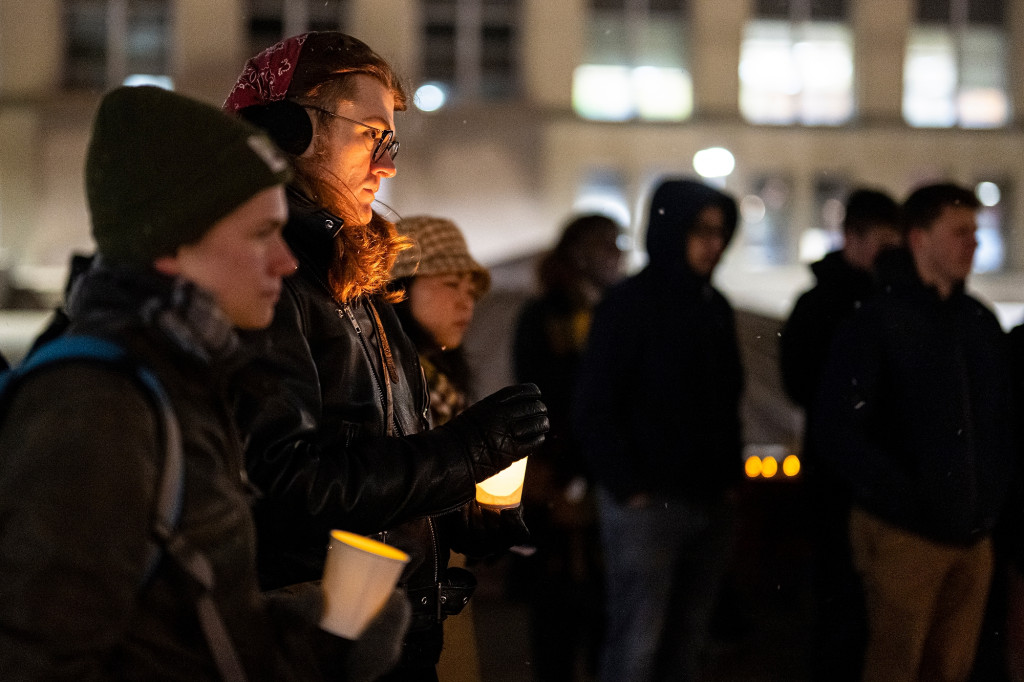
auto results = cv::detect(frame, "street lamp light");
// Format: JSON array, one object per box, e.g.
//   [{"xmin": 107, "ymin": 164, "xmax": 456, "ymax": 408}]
[{"xmin": 693, "ymin": 146, "xmax": 735, "ymax": 180}]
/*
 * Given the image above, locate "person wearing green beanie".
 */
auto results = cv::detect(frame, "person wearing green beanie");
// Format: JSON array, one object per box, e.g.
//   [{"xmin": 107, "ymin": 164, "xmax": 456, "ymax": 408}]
[
  {"xmin": 87, "ymin": 85, "xmax": 291, "ymax": 268},
  {"xmin": 0, "ymin": 84, "xmax": 410, "ymax": 681}
]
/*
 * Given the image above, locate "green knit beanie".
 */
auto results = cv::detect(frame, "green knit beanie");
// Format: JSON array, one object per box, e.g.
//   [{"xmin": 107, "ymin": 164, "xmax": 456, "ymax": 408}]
[{"xmin": 86, "ymin": 85, "xmax": 292, "ymax": 264}]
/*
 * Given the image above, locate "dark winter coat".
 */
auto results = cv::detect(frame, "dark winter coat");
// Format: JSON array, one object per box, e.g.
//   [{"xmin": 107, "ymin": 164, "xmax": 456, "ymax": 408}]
[
  {"xmin": 813, "ymin": 248, "xmax": 1016, "ymax": 545},
  {"xmin": 0, "ymin": 263, "xmax": 348, "ymax": 681},
  {"xmin": 779, "ymin": 250, "xmax": 879, "ymax": 410},
  {"xmin": 234, "ymin": 191, "xmax": 514, "ymax": 666},
  {"xmin": 513, "ymin": 293, "xmax": 591, "ymax": 487},
  {"xmin": 574, "ymin": 180, "xmax": 745, "ymax": 504}
]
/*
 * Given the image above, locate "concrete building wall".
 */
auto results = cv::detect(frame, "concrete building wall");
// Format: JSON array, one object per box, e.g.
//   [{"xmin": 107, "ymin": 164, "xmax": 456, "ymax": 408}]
[{"xmin": 2, "ymin": 0, "xmax": 1023, "ymax": 299}]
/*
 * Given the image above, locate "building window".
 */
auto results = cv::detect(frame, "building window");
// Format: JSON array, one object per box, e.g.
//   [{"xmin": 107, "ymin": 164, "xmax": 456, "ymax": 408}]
[
  {"xmin": 247, "ymin": 0, "xmax": 349, "ymax": 55},
  {"xmin": 903, "ymin": 0, "xmax": 1009, "ymax": 128},
  {"xmin": 799, "ymin": 174, "xmax": 848, "ymax": 262},
  {"xmin": 739, "ymin": 0, "xmax": 854, "ymax": 125},
  {"xmin": 572, "ymin": 0, "xmax": 692, "ymax": 122},
  {"xmin": 740, "ymin": 174, "xmax": 795, "ymax": 266},
  {"xmin": 574, "ymin": 169, "xmax": 632, "ymax": 234},
  {"xmin": 65, "ymin": 0, "xmax": 171, "ymax": 90},
  {"xmin": 973, "ymin": 179, "xmax": 1006, "ymax": 272},
  {"xmin": 420, "ymin": 0, "xmax": 520, "ymax": 103}
]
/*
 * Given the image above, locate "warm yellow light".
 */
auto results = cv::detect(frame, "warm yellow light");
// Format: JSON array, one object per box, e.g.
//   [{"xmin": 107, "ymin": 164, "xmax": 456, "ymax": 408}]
[
  {"xmin": 329, "ymin": 530, "xmax": 408, "ymax": 561},
  {"xmin": 476, "ymin": 457, "xmax": 529, "ymax": 508},
  {"xmin": 783, "ymin": 454, "xmax": 801, "ymax": 477},
  {"xmin": 321, "ymin": 530, "xmax": 410, "ymax": 639},
  {"xmin": 761, "ymin": 456, "xmax": 779, "ymax": 478},
  {"xmin": 744, "ymin": 456, "xmax": 763, "ymax": 478}
]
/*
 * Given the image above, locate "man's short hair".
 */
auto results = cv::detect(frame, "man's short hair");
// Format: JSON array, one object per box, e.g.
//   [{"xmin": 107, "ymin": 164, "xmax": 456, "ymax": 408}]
[
  {"xmin": 902, "ymin": 183, "xmax": 980, "ymax": 234},
  {"xmin": 843, "ymin": 189, "xmax": 900, "ymax": 236}
]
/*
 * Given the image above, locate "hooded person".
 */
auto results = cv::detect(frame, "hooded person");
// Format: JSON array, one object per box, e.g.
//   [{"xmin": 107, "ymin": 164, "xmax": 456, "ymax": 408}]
[
  {"xmin": 574, "ymin": 177, "xmax": 744, "ymax": 682},
  {"xmin": 223, "ymin": 33, "xmax": 548, "ymax": 680},
  {"xmin": 0, "ymin": 85, "xmax": 410, "ymax": 681}
]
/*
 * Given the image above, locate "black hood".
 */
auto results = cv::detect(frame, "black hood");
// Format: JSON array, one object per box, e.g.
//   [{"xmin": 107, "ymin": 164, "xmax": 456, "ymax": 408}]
[{"xmin": 644, "ymin": 178, "xmax": 738, "ymax": 276}]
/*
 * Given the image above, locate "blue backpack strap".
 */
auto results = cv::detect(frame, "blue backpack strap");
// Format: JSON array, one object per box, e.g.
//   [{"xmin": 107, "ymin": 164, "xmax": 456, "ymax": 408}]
[
  {"xmin": 1, "ymin": 335, "xmax": 248, "ymax": 681},
  {"xmin": 2, "ymin": 335, "xmax": 185, "ymax": 582}
]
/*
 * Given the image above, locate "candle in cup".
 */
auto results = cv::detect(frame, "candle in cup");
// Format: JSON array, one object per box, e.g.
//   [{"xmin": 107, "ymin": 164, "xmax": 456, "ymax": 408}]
[
  {"xmin": 320, "ymin": 529, "xmax": 409, "ymax": 639},
  {"xmin": 475, "ymin": 457, "xmax": 529, "ymax": 508}
]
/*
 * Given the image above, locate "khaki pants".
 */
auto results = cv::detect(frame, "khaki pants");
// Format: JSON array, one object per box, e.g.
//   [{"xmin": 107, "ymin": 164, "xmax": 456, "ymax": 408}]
[{"xmin": 850, "ymin": 507, "xmax": 993, "ymax": 682}]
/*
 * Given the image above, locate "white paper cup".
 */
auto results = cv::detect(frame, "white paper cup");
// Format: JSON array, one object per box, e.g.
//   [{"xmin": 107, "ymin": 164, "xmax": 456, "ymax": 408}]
[
  {"xmin": 320, "ymin": 529, "xmax": 409, "ymax": 639},
  {"xmin": 475, "ymin": 456, "xmax": 529, "ymax": 509}
]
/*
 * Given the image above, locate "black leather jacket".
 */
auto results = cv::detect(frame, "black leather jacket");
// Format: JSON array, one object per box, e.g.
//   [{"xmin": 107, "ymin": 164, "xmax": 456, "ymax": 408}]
[{"xmin": 235, "ymin": 192, "xmax": 513, "ymax": 665}]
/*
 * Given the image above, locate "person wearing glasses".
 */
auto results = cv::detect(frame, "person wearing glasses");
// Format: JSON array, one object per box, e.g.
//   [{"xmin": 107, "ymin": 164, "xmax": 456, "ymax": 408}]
[{"xmin": 224, "ymin": 33, "xmax": 548, "ymax": 682}]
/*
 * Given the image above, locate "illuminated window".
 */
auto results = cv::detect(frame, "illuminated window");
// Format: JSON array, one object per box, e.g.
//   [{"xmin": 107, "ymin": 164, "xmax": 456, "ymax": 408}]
[
  {"xmin": 799, "ymin": 174, "xmax": 847, "ymax": 262},
  {"xmin": 65, "ymin": 0, "xmax": 171, "ymax": 89},
  {"xmin": 420, "ymin": 0, "xmax": 520, "ymax": 102},
  {"xmin": 573, "ymin": 0, "xmax": 692, "ymax": 122},
  {"xmin": 739, "ymin": 0, "xmax": 853, "ymax": 125},
  {"xmin": 903, "ymin": 0, "xmax": 1009, "ymax": 128},
  {"xmin": 741, "ymin": 174, "xmax": 794, "ymax": 266},
  {"xmin": 247, "ymin": 0, "xmax": 348, "ymax": 55},
  {"xmin": 574, "ymin": 169, "xmax": 632, "ymax": 232},
  {"xmin": 973, "ymin": 180, "xmax": 1007, "ymax": 273}
]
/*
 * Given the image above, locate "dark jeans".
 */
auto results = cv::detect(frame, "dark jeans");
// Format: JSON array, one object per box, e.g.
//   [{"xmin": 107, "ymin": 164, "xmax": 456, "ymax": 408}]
[{"xmin": 595, "ymin": 487, "xmax": 735, "ymax": 682}]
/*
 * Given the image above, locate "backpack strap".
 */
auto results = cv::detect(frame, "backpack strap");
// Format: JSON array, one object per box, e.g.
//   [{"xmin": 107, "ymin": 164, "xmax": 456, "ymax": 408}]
[{"xmin": 2, "ymin": 335, "xmax": 248, "ymax": 682}]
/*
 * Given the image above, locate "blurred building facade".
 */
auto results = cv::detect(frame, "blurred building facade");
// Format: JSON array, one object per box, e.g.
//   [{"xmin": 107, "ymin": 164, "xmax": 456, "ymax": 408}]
[{"xmin": 1, "ymin": 0, "xmax": 1023, "ymax": 304}]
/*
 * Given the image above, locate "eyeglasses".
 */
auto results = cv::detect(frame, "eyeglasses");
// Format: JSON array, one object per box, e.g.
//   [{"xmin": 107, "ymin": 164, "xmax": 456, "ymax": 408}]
[{"xmin": 304, "ymin": 105, "xmax": 399, "ymax": 162}]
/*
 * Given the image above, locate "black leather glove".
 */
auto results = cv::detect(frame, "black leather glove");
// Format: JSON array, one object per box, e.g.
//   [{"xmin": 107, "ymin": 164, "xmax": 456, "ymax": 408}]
[
  {"xmin": 444, "ymin": 500, "xmax": 531, "ymax": 558},
  {"xmin": 440, "ymin": 383, "xmax": 549, "ymax": 482}
]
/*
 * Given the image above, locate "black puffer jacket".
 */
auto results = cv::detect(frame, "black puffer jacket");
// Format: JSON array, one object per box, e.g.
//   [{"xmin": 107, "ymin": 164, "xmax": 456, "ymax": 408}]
[
  {"xmin": 235, "ymin": 191, "xmax": 532, "ymax": 666},
  {"xmin": 0, "ymin": 263, "xmax": 350, "ymax": 681},
  {"xmin": 574, "ymin": 180, "xmax": 745, "ymax": 504},
  {"xmin": 814, "ymin": 249, "xmax": 1017, "ymax": 545}
]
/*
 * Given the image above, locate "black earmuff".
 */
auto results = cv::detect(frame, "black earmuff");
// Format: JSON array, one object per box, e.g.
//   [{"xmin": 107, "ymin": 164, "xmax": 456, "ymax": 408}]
[{"xmin": 238, "ymin": 100, "xmax": 313, "ymax": 156}]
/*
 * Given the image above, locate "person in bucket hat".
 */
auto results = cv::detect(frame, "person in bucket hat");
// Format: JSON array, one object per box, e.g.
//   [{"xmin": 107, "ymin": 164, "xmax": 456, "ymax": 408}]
[
  {"xmin": 389, "ymin": 215, "xmax": 493, "ymax": 681},
  {"xmin": 390, "ymin": 215, "xmax": 490, "ymax": 429}
]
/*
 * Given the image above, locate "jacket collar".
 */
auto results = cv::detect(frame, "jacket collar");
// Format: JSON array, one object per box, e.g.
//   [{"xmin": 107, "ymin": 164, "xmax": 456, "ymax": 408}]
[
  {"xmin": 67, "ymin": 257, "xmax": 239, "ymax": 367},
  {"xmin": 284, "ymin": 187, "xmax": 344, "ymax": 277},
  {"xmin": 875, "ymin": 247, "xmax": 966, "ymax": 303}
]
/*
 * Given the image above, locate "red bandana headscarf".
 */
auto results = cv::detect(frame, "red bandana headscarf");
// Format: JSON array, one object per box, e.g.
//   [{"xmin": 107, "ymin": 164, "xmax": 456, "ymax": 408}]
[{"xmin": 223, "ymin": 34, "xmax": 308, "ymax": 113}]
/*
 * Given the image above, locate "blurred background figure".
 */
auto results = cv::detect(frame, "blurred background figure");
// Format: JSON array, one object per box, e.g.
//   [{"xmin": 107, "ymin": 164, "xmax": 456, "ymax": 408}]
[
  {"xmin": 391, "ymin": 215, "xmax": 493, "ymax": 682},
  {"xmin": 779, "ymin": 187, "xmax": 901, "ymax": 681},
  {"xmin": 575, "ymin": 178, "xmax": 744, "ymax": 682},
  {"xmin": 814, "ymin": 183, "xmax": 1013, "ymax": 682},
  {"xmin": 510, "ymin": 213, "xmax": 624, "ymax": 682},
  {"xmin": 780, "ymin": 189, "xmax": 902, "ymax": 408}
]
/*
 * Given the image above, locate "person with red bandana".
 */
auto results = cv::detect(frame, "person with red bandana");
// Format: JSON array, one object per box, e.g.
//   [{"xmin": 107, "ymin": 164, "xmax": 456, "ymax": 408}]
[{"xmin": 224, "ymin": 33, "xmax": 548, "ymax": 682}]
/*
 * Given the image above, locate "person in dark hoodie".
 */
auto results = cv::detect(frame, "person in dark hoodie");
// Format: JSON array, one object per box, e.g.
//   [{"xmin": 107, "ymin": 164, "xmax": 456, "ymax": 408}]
[
  {"xmin": 780, "ymin": 189, "xmax": 902, "ymax": 409},
  {"xmin": 814, "ymin": 183, "xmax": 1015, "ymax": 682},
  {"xmin": 574, "ymin": 177, "xmax": 744, "ymax": 682},
  {"xmin": 778, "ymin": 187, "xmax": 901, "ymax": 681}
]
